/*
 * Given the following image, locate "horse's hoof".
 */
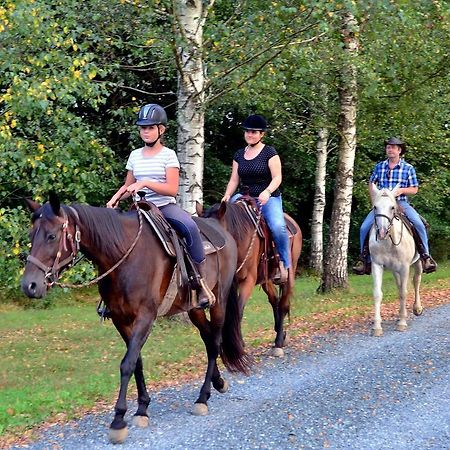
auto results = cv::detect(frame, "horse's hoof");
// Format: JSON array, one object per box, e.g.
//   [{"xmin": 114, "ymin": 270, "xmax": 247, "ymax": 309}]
[
  {"xmin": 413, "ymin": 306, "xmax": 424, "ymax": 316},
  {"xmin": 192, "ymin": 403, "xmax": 209, "ymax": 416},
  {"xmin": 217, "ymin": 379, "xmax": 229, "ymax": 394},
  {"xmin": 396, "ymin": 324, "xmax": 407, "ymax": 332},
  {"xmin": 372, "ymin": 328, "xmax": 383, "ymax": 337},
  {"xmin": 132, "ymin": 415, "xmax": 149, "ymax": 428},
  {"xmin": 271, "ymin": 347, "xmax": 284, "ymax": 358},
  {"xmin": 108, "ymin": 426, "xmax": 128, "ymax": 444}
]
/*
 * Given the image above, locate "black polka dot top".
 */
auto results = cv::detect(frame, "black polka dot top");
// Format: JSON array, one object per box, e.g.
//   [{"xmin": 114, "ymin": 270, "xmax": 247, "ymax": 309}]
[{"xmin": 233, "ymin": 145, "xmax": 281, "ymax": 197}]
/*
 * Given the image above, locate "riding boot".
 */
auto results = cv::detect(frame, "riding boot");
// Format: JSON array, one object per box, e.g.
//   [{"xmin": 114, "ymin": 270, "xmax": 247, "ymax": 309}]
[
  {"xmin": 421, "ymin": 254, "xmax": 437, "ymax": 274},
  {"xmin": 193, "ymin": 261, "xmax": 216, "ymax": 309},
  {"xmin": 352, "ymin": 236, "xmax": 371, "ymax": 275},
  {"xmin": 411, "ymin": 228, "xmax": 437, "ymax": 273}
]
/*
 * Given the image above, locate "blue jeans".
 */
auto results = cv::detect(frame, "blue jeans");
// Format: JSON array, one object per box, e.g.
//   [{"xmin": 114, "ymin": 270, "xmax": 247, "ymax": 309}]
[
  {"xmin": 231, "ymin": 194, "xmax": 290, "ymax": 268},
  {"xmin": 359, "ymin": 200, "xmax": 429, "ymax": 255},
  {"xmin": 159, "ymin": 203, "xmax": 205, "ymax": 264}
]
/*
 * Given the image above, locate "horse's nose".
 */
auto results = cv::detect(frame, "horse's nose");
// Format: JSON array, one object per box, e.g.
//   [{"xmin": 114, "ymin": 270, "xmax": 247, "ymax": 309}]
[{"xmin": 21, "ymin": 278, "xmax": 45, "ymax": 299}]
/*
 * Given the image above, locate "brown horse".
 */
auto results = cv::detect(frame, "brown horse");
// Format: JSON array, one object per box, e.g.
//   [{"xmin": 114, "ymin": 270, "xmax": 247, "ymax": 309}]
[
  {"xmin": 199, "ymin": 199, "xmax": 302, "ymax": 357},
  {"xmin": 21, "ymin": 193, "xmax": 250, "ymax": 444}
]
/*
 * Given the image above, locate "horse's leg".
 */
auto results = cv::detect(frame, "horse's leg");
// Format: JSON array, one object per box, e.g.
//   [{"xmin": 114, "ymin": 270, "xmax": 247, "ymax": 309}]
[
  {"xmin": 237, "ymin": 275, "xmax": 257, "ymax": 320},
  {"xmin": 412, "ymin": 260, "xmax": 423, "ymax": 316},
  {"xmin": 131, "ymin": 353, "xmax": 150, "ymax": 428},
  {"xmin": 396, "ymin": 267, "xmax": 410, "ymax": 331},
  {"xmin": 188, "ymin": 308, "xmax": 221, "ymax": 416},
  {"xmin": 109, "ymin": 316, "xmax": 154, "ymax": 444},
  {"xmin": 372, "ymin": 263, "xmax": 384, "ymax": 336},
  {"xmin": 261, "ymin": 281, "xmax": 287, "ymax": 357}
]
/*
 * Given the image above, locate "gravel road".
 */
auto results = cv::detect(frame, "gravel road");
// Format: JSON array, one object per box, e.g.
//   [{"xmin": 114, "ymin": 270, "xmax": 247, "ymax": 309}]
[{"xmin": 10, "ymin": 303, "xmax": 449, "ymax": 450}]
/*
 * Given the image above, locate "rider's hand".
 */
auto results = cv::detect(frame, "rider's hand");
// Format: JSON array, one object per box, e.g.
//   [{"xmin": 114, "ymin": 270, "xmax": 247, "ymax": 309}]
[
  {"xmin": 126, "ymin": 182, "xmax": 143, "ymax": 194},
  {"xmin": 258, "ymin": 189, "xmax": 271, "ymax": 206},
  {"xmin": 106, "ymin": 198, "xmax": 117, "ymax": 209},
  {"xmin": 221, "ymin": 194, "xmax": 230, "ymax": 203}
]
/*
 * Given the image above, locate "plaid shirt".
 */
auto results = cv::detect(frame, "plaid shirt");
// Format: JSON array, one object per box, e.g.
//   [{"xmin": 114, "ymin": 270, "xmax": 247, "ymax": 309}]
[{"xmin": 369, "ymin": 158, "xmax": 418, "ymax": 202}]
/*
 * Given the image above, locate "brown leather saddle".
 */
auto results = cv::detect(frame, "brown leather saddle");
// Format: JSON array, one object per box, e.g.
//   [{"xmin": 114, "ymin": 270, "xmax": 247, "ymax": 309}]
[
  {"xmin": 235, "ymin": 196, "xmax": 298, "ymax": 280},
  {"xmin": 130, "ymin": 198, "xmax": 226, "ymax": 292}
]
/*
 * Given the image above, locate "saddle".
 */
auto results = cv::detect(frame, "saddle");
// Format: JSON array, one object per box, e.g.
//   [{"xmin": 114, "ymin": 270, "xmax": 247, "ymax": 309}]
[
  {"xmin": 130, "ymin": 198, "xmax": 225, "ymax": 305},
  {"xmin": 235, "ymin": 196, "xmax": 298, "ymax": 281},
  {"xmin": 396, "ymin": 207, "xmax": 430, "ymax": 255}
]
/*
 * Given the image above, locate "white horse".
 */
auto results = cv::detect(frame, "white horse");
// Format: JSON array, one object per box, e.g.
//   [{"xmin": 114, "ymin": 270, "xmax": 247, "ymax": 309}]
[{"xmin": 369, "ymin": 184, "xmax": 423, "ymax": 336}]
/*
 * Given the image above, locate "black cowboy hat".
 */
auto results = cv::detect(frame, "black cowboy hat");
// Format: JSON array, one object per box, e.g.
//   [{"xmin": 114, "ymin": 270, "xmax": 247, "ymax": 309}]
[{"xmin": 384, "ymin": 137, "xmax": 406, "ymax": 155}]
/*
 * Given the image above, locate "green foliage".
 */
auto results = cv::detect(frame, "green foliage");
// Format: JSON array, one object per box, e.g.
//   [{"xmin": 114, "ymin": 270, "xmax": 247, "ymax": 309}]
[{"xmin": 0, "ymin": 0, "xmax": 449, "ymax": 293}]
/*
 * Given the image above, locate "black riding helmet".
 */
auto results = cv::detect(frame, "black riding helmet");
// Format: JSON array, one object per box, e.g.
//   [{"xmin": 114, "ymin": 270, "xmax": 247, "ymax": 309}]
[
  {"xmin": 242, "ymin": 114, "xmax": 268, "ymax": 131},
  {"xmin": 136, "ymin": 104, "xmax": 168, "ymax": 126},
  {"xmin": 385, "ymin": 137, "xmax": 406, "ymax": 155}
]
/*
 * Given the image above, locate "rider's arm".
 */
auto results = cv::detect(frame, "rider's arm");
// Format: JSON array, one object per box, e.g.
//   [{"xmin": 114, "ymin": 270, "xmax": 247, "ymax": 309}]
[
  {"xmin": 222, "ymin": 160, "xmax": 240, "ymax": 202},
  {"xmin": 266, "ymin": 155, "xmax": 282, "ymax": 194},
  {"xmin": 126, "ymin": 167, "xmax": 179, "ymax": 197},
  {"xmin": 107, "ymin": 171, "xmax": 135, "ymax": 208},
  {"xmin": 396, "ymin": 186, "xmax": 418, "ymax": 197}
]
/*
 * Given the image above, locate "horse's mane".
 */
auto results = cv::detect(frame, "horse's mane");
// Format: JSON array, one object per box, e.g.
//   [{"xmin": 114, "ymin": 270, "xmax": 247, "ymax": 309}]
[
  {"xmin": 69, "ymin": 204, "xmax": 130, "ymax": 261},
  {"xmin": 210, "ymin": 201, "xmax": 256, "ymax": 241}
]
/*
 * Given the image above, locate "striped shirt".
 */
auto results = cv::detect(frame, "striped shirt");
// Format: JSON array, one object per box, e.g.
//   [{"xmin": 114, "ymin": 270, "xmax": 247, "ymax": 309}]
[
  {"xmin": 126, "ymin": 146, "xmax": 180, "ymax": 207},
  {"xmin": 369, "ymin": 158, "xmax": 418, "ymax": 202}
]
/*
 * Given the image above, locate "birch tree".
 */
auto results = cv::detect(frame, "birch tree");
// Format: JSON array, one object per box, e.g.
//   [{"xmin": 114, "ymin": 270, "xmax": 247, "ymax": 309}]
[
  {"xmin": 319, "ymin": 9, "xmax": 359, "ymax": 291},
  {"xmin": 309, "ymin": 127, "xmax": 329, "ymax": 274},
  {"xmin": 172, "ymin": 0, "xmax": 214, "ymax": 213}
]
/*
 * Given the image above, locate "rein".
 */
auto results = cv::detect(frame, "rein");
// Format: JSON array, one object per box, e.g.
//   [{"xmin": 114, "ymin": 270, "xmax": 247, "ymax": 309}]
[
  {"xmin": 27, "ymin": 200, "xmax": 144, "ymax": 289},
  {"xmin": 236, "ymin": 202, "xmax": 262, "ymax": 273}
]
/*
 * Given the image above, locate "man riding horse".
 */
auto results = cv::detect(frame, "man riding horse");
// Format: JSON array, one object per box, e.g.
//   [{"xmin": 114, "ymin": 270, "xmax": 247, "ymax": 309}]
[{"xmin": 353, "ymin": 137, "xmax": 437, "ymax": 275}]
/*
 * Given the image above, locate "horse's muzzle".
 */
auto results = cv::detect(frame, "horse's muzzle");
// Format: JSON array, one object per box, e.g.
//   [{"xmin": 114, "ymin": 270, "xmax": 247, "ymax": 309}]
[{"xmin": 21, "ymin": 273, "xmax": 48, "ymax": 299}]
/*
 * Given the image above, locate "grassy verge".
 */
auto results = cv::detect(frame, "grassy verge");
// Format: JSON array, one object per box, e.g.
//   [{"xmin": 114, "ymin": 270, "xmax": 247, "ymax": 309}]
[{"xmin": 0, "ymin": 262, "xmax": 449, "ymax": 442}]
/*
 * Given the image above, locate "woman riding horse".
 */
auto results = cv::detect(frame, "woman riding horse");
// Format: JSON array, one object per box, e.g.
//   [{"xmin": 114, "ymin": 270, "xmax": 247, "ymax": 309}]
[{"xmin": 107, "ymin": 103, "xmax": 214, "ymax": 308}]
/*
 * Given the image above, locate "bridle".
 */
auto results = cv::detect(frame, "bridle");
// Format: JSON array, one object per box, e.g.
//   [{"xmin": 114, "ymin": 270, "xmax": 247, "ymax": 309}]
[
  {"xmin": 373, "ymin": 204, "xmax": 404, "ymax": 246},
  {"xmin": 26, "ymin": 201, "xmax": 143, "ymax": 289},
  {"xmin": 26, "ymin": 206, "xmax": 82, "ymax": 285}
]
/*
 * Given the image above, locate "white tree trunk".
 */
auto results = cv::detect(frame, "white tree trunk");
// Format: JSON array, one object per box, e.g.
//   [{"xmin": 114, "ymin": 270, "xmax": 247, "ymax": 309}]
[
  {"xmin": 310, "ymin": 127, "xmax": 329, "ymax": 274},
  {"xmin": 320, "ymin": 11, "xmax": 359, "ymax": 291},
  {"xmin": 173, "ymin": 0, "xmax": 212, "ymax": 214}
]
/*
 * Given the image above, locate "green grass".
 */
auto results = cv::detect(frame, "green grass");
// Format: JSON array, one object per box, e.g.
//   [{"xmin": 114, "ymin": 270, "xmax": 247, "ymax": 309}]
[{"xmin": 0, "ymin": 262, "xmax": 449, "ymax": 439}]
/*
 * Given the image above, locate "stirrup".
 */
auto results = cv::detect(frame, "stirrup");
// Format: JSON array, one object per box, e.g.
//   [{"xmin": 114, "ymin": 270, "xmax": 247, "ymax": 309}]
[
  {"xmin": 273, "ymin": 262, "xmax": 288, "ymax": 285},
  {"xmin": 96, "ymin": 299, "xmax": 111, "ymax": 321},
  {"xmin": 196, "ymin": 278, "xmax": 216, "ymax": 309}
]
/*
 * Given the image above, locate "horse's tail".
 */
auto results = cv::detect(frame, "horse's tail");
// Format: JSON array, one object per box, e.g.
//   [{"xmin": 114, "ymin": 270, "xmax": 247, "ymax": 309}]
[{"xmin": 220, "ymin": 278, "xmax": 252, "ymax": 375}]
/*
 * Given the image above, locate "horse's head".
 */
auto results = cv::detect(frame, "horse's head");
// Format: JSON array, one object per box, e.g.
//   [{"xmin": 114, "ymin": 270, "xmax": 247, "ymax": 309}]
[
  {"xmin": 197, "ymin": 201, "xmax": 227, "ymax": 222},
  {"xmin": 372, "ymin": 185, "xmax": 398, "ymax": 240},
  {"xmin": 21, "ymin": 192, "xmax": 79, "ymax": 298}
]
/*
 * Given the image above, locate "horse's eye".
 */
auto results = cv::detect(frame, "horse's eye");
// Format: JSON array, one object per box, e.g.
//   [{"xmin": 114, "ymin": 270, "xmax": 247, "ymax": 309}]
[{"xmin": 47, "ymin": 233, "xmax": 57, "ymax": 242}]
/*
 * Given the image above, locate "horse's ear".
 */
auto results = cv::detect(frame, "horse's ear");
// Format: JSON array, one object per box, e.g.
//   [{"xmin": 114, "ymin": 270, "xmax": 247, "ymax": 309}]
[
  {"xmin": 49, "ymin": 191, "xmax": 61, "ymax": 216},
  {"xmin": 391, "ymin": 183, "xmax": 401, "ymax": 198},
  {"xmin": 195, "ymin": 201, "xmax": 203, "ymax": 217},
  {"xmin": 24, "ymin": 198, "xmax": 41, "ymax": 212},
  {"xmin": 218, "ymin": 201, "xmax": 227, "ymax": 219}
]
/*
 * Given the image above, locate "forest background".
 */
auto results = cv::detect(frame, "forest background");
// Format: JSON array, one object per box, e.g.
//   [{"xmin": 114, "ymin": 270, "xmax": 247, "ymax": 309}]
[{"xmin": 0, "ymin": 0, "xmax": 449, "ymax": 298}]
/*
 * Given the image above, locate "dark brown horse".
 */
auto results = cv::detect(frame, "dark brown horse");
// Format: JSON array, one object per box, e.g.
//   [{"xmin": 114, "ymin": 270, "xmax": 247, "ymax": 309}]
[
  {"xmin": 21, "ymin": 193, "xmax": 250, "ymax": 444},
  {"xmin": 199, "ymin": 199, "xmax": 302, "ymax": 357}
]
